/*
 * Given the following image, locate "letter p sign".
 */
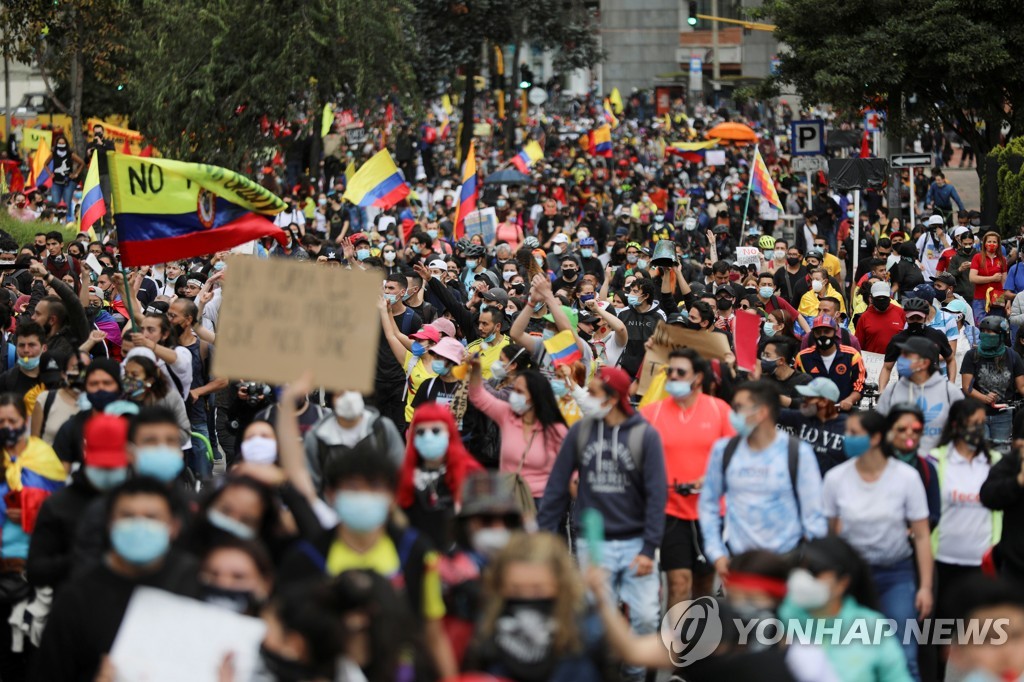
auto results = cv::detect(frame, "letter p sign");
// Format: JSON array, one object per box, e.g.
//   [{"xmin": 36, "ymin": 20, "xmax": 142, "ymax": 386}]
[{"xmin": 790, "ymin": 120, "xmax": 825, "ymax": 156}]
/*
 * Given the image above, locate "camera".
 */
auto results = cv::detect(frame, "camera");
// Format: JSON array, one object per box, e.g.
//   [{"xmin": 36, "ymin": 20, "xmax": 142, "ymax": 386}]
[
  {"xmin": 240, "ymin": 381, "xmax": 272, "ymax": 406},
  {"xmin": 672, "ymin": 481, "xmax": 699, "ymax": 496}
]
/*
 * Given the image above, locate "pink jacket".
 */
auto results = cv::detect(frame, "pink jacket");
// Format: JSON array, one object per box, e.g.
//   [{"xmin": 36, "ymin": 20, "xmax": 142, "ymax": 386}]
[{"xmin": 469, "ymin": 383, "xmax": 567, "ymax": 497}]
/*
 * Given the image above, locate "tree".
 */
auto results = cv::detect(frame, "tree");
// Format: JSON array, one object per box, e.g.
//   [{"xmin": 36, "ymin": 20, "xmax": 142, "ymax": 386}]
[
  {"xmin": 0, "ymin": 0, "xmax": 132, "ymax": 152},
  {"xmin": 992, "ymin": 137, "xmax": 1024, "ymax": 232},
  {"xmin": 760, "ymin": 0, "xmax": 1024, "ymax": 193},
  {"xmin": 124, "ymin": 0, "xmax": 416, "ymax": 167}
]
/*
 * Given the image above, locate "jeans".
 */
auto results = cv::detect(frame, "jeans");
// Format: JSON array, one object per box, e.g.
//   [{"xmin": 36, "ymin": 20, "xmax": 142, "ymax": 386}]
[
  {"xmin": 871, "ymin": 558, "xmax": 920, "ymax": 682},
  {"xmin": 188, "ymin": 414, "xmax": 213, "ymax": 481},
  {"xmin": 985, "ymin": 409, "xmax": 1013, "ymax": 453},
  {"xmin": 578, "ymin": 537, "xmax": 660, "ymax": 682},
  {"xmin": 50, "ymin": 180, "xmax": 74, "ymax": 208},
  {"xmin": 972, "ymin": 299, "xmax": 988, "ymax": 326}
]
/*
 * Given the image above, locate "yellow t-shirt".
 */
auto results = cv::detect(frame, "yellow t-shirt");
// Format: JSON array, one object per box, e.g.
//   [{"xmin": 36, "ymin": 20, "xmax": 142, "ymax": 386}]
[
  {"xmin": 798, "ymin": 285, "xmax": 847, "ymax": 317},
  {"xmin": 465, "ymin": 335, "xmax": 509, "ymax": 380},
  {"xmin": 326, "ymin": 535, "xmax": 445, "ymax": 620},
  {"xmin": 557, "ymin": 394, "xmax": 583, "ymax": 426},
  {"xmin": 404, "ymin": 353, "xmax": 434, "ymax": 423}
]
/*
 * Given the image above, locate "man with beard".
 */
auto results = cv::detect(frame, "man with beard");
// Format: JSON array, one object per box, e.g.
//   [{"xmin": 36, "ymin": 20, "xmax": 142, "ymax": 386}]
[{"xmin": 28, "ymin": 263, "xmax": 89, "ymax": 358}]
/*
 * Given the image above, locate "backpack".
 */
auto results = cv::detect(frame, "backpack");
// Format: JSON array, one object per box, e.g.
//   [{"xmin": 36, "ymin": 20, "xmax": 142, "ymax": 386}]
[
  {"xmin": 398, "ymin": 307, "xmax": 414, "ymax": 336},
  {"xmin": 39, "ymin": 389, "xmax": 60, "ymax": 440},
  {"xmin": 721, "ymin": 434, "xmax": 802, "ymax": 517},
  {"xmin": 572, "ymin": 417, "xmax": 648, "ymax": 487},
  {"xmin": 315, "ymin": 416, "xmax": 389, "ymax": 476}
]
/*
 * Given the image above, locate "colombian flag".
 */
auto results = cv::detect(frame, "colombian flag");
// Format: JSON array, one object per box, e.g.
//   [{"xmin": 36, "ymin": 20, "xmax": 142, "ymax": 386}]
[
  {"xmin": 453, "ymin": 141, "xmax": 479, "ymax": 239},
  {"xmin": 543, "ymin": 329, "xmax": 583, "ymax": 367},
  {"xmin": 29, "ymin": 136, "xmax": 54, "ymax": 190},
  {"xmin": 0, "ymin": 438, "xmax": 66, "ymax": 534},
  {"xmin": 80, "ymin": 150, "xmax": 106, "ymax": 238},
  {"xmin": 342, "ymin": 149, "xmax": 409, "ymax": 209},
  {"xmin": 603, "ymin": 99, "xmax": 619, "ymax": 129},
  {"xmin": 589, "ymin": 124, "xmax": 613, "ymax": 158},
  {"xmin": 510, "ymin": 141, "xmax": 544, "ymax": 173},
  {"xmin": 108, "ymin": 153, "xmax": 288, "ymax": 267},
  {"xmin": 750, "ymin": 147, "xmax": 783, "ymax": 210}
]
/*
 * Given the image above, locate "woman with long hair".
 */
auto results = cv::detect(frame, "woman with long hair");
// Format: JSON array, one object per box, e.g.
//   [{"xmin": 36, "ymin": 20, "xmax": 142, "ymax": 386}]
[
  {"xmin": 763, "ymin": 307, "xmax": 797, "ymax": 341},
  {"xmin": 485, "ymin": 342, "xmax": 534, "ymax": 400},
  {"xmin": 468, "ymin": 361, "xmax": 568, "ymax": 508},
  {"xmin": 122, "ymin": 351, "xmax": 190, "ymax": 447},
  {"xmin": 396, "ymin": 402, "xmax": 483, "ymax": 550},
  {"xmin": 822, "ymin": 410, "xmax": 932, "ymax": 681},
  {"xmin": 970, "ymin": 230, "xmax": 1008, "ymax": 324}
]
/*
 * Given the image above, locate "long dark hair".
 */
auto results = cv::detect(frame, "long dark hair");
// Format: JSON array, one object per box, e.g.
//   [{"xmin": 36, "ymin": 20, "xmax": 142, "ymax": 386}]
[
  {"xmin": 126, "ymin": 355, "xmax": 170, "ymax": 401},
  {"xmin": 519, "ymin": 369, "xmax": 567, "ymax": 446},
  {"xmin": 849, "ymin": 410, "xmax": 890, "ymax": 457},
  {"xmin": 938, "ymin": 397, "xmax": 991, "ymax": 460},
  {"xmin": 144, "ymin": 313, "xmax": 176, "ymax": 349},
  {"xmin": 798, "ymin": 536, "xmax": 879, "ymax": 611}
]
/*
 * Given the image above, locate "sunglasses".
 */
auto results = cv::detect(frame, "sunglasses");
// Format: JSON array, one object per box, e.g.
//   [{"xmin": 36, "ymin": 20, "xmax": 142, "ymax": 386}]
[
  {"xmin": 894, "ymin": 425, "xmax": 923, "ymax": 434},
  {"xmin": 665, "ymin": 367, "xmax": 691, "ymax": 378},
  {"xmin": 415, "ymin": 426, "xmax": 445, "ymax": 437}
]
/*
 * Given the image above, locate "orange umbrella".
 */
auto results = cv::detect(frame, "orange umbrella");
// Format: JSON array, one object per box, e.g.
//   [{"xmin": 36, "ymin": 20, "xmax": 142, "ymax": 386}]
[{"xmin": 705, "ymin": 122, "xmax": 758, "ymax": 143}]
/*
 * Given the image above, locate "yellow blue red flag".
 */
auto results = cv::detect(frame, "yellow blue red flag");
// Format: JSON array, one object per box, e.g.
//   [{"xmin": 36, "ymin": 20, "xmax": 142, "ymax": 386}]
[
  {"xmin": 589, "ymin": 124, "xmax": 612, "ymax": 158},
  {"xmin": 511, "ymin": 141, "xmax": 544, "ymax": 173},
  {"xmin": 542, "ymin": 330, "xmax": 582, "ymax": 367},
  {"xmin": 453, "ymin": 141, "xmax": 479, "ymax": 239},
  {"xmin": 80, "ymin": 150, "xmax": 105, "ymax": 239},
  {"xmin": 29, "ymin": 136, "xmax": 53, "ymax": 190},
  {"xmin": 108, "ymin": 153, "xmax": 288, "ymax": 266},
  {"xmin": 342, "ymin": 149, "xmax": 409, "ymax": 209}
]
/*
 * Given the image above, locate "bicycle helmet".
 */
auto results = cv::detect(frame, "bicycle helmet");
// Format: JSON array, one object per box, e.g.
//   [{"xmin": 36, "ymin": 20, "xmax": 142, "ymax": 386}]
[
  {"xmin": 901, "ymin": 297, "xmax": 931, "ymax": 315},
  {"xmin": 979, "ymin": 316, "xmax": 1009, "ymax": 334},
  {"xmin": 523, "ymin": 236, "xmax": 540, "ymax": 249},
  {"xmin": 455, "ymin": 237, "xmax": 471, "ymax": 252},
  {"xmin": 465, "ymin": 243, "xmax": 486, "ymax": 259},
  {"xmin": 758, "ymin": 235, "xmax": 777, "ymax": 250}
]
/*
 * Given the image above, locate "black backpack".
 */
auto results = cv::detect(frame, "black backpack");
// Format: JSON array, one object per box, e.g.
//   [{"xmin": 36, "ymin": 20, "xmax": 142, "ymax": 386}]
[{"xmin": 721, "ymin": 434, "xmax": 802, "ymax": 517}]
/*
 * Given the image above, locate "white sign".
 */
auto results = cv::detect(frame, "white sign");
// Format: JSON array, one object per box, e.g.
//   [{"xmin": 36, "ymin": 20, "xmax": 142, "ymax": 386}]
[
  {"xmin": 705, "ymin": 149, "xmax": 726, "ymax": 166},
  {"xmin": 861, "ymin": 350, "xmax": 889, "ymax": 390},
  {"xmin": 889, "ymin": 153, "xmax": 932, "ymax": 168},
  {"xmin": 790, "ymin": 120, "xmax": 825, "ymax": 156},
  {"xmin": 865, "ymin": 110, "xmax": 883, "ymax": 132},
  {"xmin": 791, "ymin": 156, "xmax": 827, "ymax": 173},
  {"xmin": 110, "ymin": 587, "xmax": 266, "ymax": 682},
  {"xmin": 528, "ymin": 88, "xmax": 548, "ymax": 106},
  {"xmin": 735, "ymin": 246, "xmax": 760, "ymax": 267}
]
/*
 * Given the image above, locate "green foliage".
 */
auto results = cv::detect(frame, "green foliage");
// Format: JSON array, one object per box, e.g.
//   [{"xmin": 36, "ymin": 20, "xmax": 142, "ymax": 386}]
[
  {"xmin": 992, "ymin": 137, "xmax": 1024, "ymax": 233},
  {"xmin": 760, "ymin": 0, "xmax": 1024, "ymax": 158},
  {"xmin": 0, "ymin": 214, "xmax": 76, "ymax": 248},
  {"xmin": 124, "ymin": 0, "xmax": 417, "ymax": 167}
]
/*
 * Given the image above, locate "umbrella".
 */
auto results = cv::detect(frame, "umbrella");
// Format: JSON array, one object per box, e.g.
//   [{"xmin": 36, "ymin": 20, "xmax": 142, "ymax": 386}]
[
  {"xmin": 705, "ymin": 122, "xmax": 758, "ymax": 143},
  {"xmin": 484, "ymin": 168, "xmax": 531, "ymax": 185}
]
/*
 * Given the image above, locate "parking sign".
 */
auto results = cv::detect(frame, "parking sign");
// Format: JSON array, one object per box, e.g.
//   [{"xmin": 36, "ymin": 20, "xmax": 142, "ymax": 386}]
[{"xmin": 790, "ymin": 120, "xmax": 825, "ymax": 157}]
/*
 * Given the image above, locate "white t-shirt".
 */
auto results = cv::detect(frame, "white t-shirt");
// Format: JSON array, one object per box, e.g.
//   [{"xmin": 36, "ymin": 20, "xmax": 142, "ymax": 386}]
[
  {"xmin": 274, "ymin": 209, "xmax": 306, "ymax": 229},
  {"xmin": 822, "ymin": 458, "xmax": 929, "ymax": 565},
  {"xmin": 931, "ymin": 446, "xmax": 996, "ymax": 566}
]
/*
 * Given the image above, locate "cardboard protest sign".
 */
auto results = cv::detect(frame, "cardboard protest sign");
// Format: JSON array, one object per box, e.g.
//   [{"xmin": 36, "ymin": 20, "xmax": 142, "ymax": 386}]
[
  {"xmin": 705, "ymin": 149, "xmax": 726, "ymax": 166},
  {"xmin": 861, "ymin": 350, "xmax": 888, "ymax": 390},
  {"xmin": 733, "ymin": 309, "xmax": 760, "ymax": 372},
  {"xmin": 735, "ymin": 246, "xmax": 760, "ymax": 267},
  {"xmin": 110, "ymin": 587, "xmax": 265, "ymax": 681},
  {"xmin": 213, "ymin": 256, "xmax": 381, "ymax": 392},
  {"xmin": 637, "ymin": 322, "xmax": 731, "ymax": 394}
]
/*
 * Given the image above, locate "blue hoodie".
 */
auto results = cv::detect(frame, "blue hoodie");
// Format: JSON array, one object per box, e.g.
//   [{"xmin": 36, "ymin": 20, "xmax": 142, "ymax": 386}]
[{"xmin": 537, "ymin": 413, "xmax": 667, "ymax": 557}]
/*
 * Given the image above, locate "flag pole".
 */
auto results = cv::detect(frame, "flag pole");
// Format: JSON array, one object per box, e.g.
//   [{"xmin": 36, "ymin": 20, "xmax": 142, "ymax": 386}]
[
  {"xmin": 742, "ymin": 170, "xmax": 755, "ymax": 234},
  {"xmin": 107, "ymin": 150, "xmax": 141, "ymax": 333}
]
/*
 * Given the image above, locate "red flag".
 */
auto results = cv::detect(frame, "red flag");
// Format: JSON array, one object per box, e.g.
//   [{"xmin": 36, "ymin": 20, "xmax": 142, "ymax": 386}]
[
  {"xmin": 139, "ymin": 145, "xmax": 154, "ymax": 158},
  {"xmin": 121, "ymin": 139, "xmax": 133, "ymax": 155},
  {"xmin": 859, "ymin": 130, "xmax": 871, "ymax": 158}
]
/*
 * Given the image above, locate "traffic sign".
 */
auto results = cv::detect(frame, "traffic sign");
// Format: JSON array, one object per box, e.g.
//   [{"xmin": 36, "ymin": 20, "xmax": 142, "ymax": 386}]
[
  {"xmin": 889, "ymin": 153, "xmax": 932, "ymax": 168},
  {"xmin": 790, "ymin": 119, "xmax": 825, "ymax": 156},
  {"xmin": 791, "ymin": 156, "xmax": 827, "ymax": 173},
  {"xmin": 864, "ymin": 110, "xmax": 883, "ymax": 132},
  {"xmin": 689, "ymin": 57, "xmax": 702, "ymax": 73},
  {"xmin": 528, "ymin": 88, "xmax": 547, "ymax": 106}
]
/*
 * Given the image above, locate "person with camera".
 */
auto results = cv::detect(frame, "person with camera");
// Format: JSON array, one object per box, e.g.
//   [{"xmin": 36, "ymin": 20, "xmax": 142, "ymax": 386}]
[
  {"xmin": 916, "ymin": 214, "xmax": 951, "ymax": 279},
  {"xmin": 640, "ymin": 348, "xmax": 734, "ymax": 611}
]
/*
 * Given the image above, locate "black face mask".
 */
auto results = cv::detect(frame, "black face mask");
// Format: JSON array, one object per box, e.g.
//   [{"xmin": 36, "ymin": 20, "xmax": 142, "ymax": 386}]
[
  {"xmin": 786, "ymin": 256, "xmax": 801, "ymax": 266},
  {"xmin": 201, "ymin": 584, "xmax": 262, "ymax": 616},
  {"xmin": 684, "ymin": 320, "xmax": 702, "ymax": 331},
  {"xmin": 561, "ymin": 270, "xmax": 578, "ymax": 281},
  {"xmin": 716, "ymin": 298, "xmax": 733, "ymax": 312},
  {"xmin": 907, "ymin": 321, "xmax": 925, "ymax": 333},
  {"xmin": 493, "ymin": 598, "xmax": 558, "ymax": 682},
  {"xmin": 257, "ymin": 644, "xmax": 316, "ymax": 682},
  {"xmin": 872, "ymin": 297, "xmax": 891, "ymax": 312},
  {"xmin": 702, "ymin": 266, "xmax": 713, "ymax": 277},
  {"xmin": 760, "ymin": 358, "xmax": 778, "ymax": 376},
  {"xmin": 814, "ymin": 335, "xmax": 835, "ymax": 351}
]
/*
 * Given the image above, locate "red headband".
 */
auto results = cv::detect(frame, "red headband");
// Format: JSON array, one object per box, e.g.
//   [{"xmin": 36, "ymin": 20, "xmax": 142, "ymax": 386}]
[{"xmin": 724, "ymin": 572, "xmax": 788, "ymax": 600}]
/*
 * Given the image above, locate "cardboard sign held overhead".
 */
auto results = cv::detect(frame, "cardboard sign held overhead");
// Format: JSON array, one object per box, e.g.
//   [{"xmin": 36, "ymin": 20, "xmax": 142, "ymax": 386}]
[
  {"xmin": 213, "ymin": 256, "xmax": 381, "ymax": 392},
  {"xmin": 637, "ymin": 322, "xmax": 731, "ymax": 395}
]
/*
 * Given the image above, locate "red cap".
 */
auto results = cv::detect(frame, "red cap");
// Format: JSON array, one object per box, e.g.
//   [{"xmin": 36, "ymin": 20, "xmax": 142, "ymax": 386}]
[
  {"xmin": 598, "ymin": 366, "xmax": 634, "ymax": 416},
  {"xmin": 349, "ymin": 232, "xmax": 369, "ymax": 245},
  {"xmin": 410, "ymin": 325, "xmax": 440, "ymax": 343},
  {"xmin": 84, "ymin": 414, "xmax": 129, "ymax": 468}
]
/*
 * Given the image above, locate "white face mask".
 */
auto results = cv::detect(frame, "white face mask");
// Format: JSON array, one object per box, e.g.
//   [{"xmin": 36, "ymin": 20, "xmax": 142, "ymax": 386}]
[
  {"xmin": 240, "ymin": 436, "xmax": 278, "ymax": 464},
  {"xmin": 490, "ymin": 361, "xmax": 508, "ymax": 381},
  {"xmin": 578, "ymin": 394, "xmax": 612, "ymax": 419},
  {"xmin": 471, "ymin": 527, "xmax": 512, "ymax": 558},
  {"xmin": 384, "ymin": 251, "xmax": 396, "ymax": 262},
  {"xmin": 811, "ymin": 279, "xmax": 824, "ymax": 293},
  {"xmin": 786, "ymin": 568, "xmax": 831, "ymax": 611},
  {"xmin": 334, "ymin": 391, "xmax": 365, "ymax": 420}
]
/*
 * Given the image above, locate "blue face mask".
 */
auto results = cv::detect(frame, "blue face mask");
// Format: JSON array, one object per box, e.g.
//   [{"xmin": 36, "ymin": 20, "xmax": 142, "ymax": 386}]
[
  {"xmin": 427, "ymin": 229, "xmax": 438, "ymax": 240},
  {"xmin": 213, "ymin": 261, "xmax": 226, "ymax": 272},
  {"xmin": 762, "ymin": 320, "xmax": 777, "ymax": 337},
  {"xmin": 843, "ymin": 434, "xmax": 871, "ymax": 459},
  {"xmin": 550, "ymin": 379, "xmax": 568, "ymax": 398},
  {"xmin": 728, "ymin": 409, "xmax": 755, "ymax": 438},
  {"xmin": 333, "ymin": 491, "xmax": 390, "ymax": 532},
  {"xmin": 758, "ymin": 286, "xmax": 774, "ymax": 299},
  {"xmin": 356, "ymin": 248, "xmax": 370, "ymax": 261},
  {"xmin": 414, "ymin": 431, "xmax": 450, "ymax": 460},
  {"xmin": 135, "ymin": 446, "xmax": 184, "ymax": 483},
  {"xmin": 110, "ymin": 518, "xmax": 171, "ymax": 565},
  {"xmin": 206, "ymin": 508, "xmax": 256, "ymax": 540},
  {"xmin": 466, "ymin": 259, "xmax": 478, "ymax": 269},
  {"xmin": 895, "ymin": 356, "xmax": 915, "ymax": 378},
  {"xmin": 581, "ymin": 248, "xmax": 593, "ymax": 258},
  {"xmin": 665, "ymin": 380, "xmax": 692, "ymax": 399},
  {"xmin": 541, "ymin": 329, "xmax": 555, "ymax": 341},
  {"xmin": 384, "ymin": 293, "xmax": 398, "ymax": 305},
  {"xmin": 431, "ymin": 359, "xmax": 450, "ymax": 376},
  {"xmin": 84, "ymin": 466, "xmax": 128, "ymax": 492},
  {"xmin": 411, "ymin": 341, "xmax": 426, "ymax": 357},
  {"xmin": 627, "ymin": 294, "xmax": 641, "ymax": 307},
  {"xmin": 17, "ymin": 356, "xmax": 40, "ymax": 371}
]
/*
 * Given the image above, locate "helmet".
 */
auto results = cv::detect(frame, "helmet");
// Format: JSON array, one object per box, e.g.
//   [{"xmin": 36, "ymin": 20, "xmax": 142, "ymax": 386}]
[
  {"xmin": 465, "ymin": 244, "xmax": 486, "ymax": 259},
  {"xmin": 979, "ymin": 316, "xmax": 1009, "ymax": 334},
  {"xmin": 455, "ymin": 237, "xmax": 471, "ymax": 252},
  {"xmin": 902, "ymin": 297, "xmax": 931, "ymax": 315},
  {"xmin": 758, "ymin": 235, "xmax": 777, "ymax": 250},
  {"xmin": 523, "ymin": 236, "xmax": 540, "ymax": 249}
]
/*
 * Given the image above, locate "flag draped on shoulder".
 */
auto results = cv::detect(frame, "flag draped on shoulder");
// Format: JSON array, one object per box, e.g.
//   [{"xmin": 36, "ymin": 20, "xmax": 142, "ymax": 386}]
[
  {"xmin": 29, "ymin": 137, "xmax": 53, "ymax": 190},
  {"xmin": 510, "ymin": 141, "xmax": 544, "ymax": 173},
  {"xmin": 750, "ymin": 147, "xmax": 783, "ymax": 210},
  {"xmin": 453, "ymin": 140, "xmax": 479, "ymax": 239},
  {"xmin": 341, "ymin": 149, "xmax": 409, "ymax": 209},
  {"xmin": 80, "ymin": 150, "xmax": 106, "ymax": 239},
  {"xmin": 108, "ymin": 153, "xmax": 288, "ymax": 267}
]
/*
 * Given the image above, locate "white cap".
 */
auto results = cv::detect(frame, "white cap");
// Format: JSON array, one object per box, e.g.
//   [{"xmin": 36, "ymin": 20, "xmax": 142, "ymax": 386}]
[
  {"xmin": 552, "ymin": 233, "xmax": 569, "ymax": 244},
  {"xmin": 926, "ymin": 215, "xmax": 945, "ymax": 227},
  {"xmin": 870, "ymin": 281, "xmax": 891, "ymax": 298},
  {"xmin": 427, "ymin": 259, "xmax": 447, "ymax": 270},
  {"xmin": 952, "ymin": 226, "xmax": 971, "ymax": 239}
]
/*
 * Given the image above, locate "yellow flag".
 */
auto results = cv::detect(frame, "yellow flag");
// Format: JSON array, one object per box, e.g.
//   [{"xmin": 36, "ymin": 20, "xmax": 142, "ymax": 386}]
[
  {"xmin": 609, "ymin": 88, "xmax": 624, "ymax": 114},
  {"xmin": 22, "ymin": 128, "xmax": 52, "ymax": 152},
  {"xmin": 321, "ymin": 103, "xmax": 334, "ymax": 138},
  {"xmin": 344, "ymin": 161, "xmax": 357, "ymax": 181},
  {"xmin": 441, "ymin": 94, "xmax": 453, "ymax": 116}
]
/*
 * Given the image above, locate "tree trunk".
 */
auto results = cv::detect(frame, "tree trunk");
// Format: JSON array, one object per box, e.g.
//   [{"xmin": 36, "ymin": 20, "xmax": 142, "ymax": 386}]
[
  {"xmin": 504, "ymin": 42, "xmax": 522, "ymax": 158},
  {"xmin": 70, "ymin": 47, "xmax": 85, "ymax": 154},
  {"xmin": 458, "ymin": 59, "xmax": 477, "ymax": 168}
]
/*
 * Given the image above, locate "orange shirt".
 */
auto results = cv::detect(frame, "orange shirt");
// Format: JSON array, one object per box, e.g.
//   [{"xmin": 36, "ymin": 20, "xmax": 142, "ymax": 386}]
[{"xmin": 641, "ymin": 393, "xmax": 734, "ymax": 520}]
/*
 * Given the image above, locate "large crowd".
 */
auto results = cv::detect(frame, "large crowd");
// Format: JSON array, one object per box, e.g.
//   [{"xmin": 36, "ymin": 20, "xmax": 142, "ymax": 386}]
[{"xmin": 0, "ymin": 93, "xmax": 1021, "ymax": 682}]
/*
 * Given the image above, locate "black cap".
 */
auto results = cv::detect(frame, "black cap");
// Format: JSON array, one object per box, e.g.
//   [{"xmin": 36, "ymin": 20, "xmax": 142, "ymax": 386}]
[
  {"xmin": 482, "ymin": 287, "xmax": 509, "ymax": 306},
  {"xmin": 895, "ymin": 337, "xmax": 939, "ymax": 364},
  {"xmin": 38, "ymin": 351, "xmax": 63, "ymax": 385},
  {"xmin": 931, "ymin": 272, "xmax": 956, "ymax": 287},
  {"xmin": 474, "ymin": 270, "xmax": 500, "ymax": 289},
  {"xmin": 666, "ymin": 312, "xmax": 688, "ymax": 326}
]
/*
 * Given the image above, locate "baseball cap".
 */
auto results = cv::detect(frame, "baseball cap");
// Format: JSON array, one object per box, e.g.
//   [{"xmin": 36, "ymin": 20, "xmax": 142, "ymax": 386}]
[
  {"xmin": 931, "ymin": 272, "xmax": 956, "ymax": 287},
  {"xmin": 542, "ymin": 305, "xmax": 579, "ymax": 332},
  {"xmin": 951, "ymin": 226, "xmax": 971, "ymax": 240},
  {"xmin": 598, "ymin": 366, "xmax": 634, "ymax": 416},
  {"xmin": 926, "ymin": 215, "xmax": 945, "ymax": 227},
  {"xmin": 796, "ymin": 378, "xmax": 841, "ymax": 403},
  {"xmin": 907, "ymin": 284, "xmax": 937, "ymax": 303},
  {"xmin": 83, "ymin": 414, "xmax": 129, "ymax": 468},
  {"xmin": 38, "ymin": 352, "xmax": 63, "ymax": 385},
  {"xmin": 428, "ymin": 259, "xmax": 448, "ymax": 271},
  {"xmin": 552, "ymin": 233, "xmax": 570, "ymax": 244},
  {"xmin": 941, "ymin": 298, "xmax": 972, "ymax": 324},
  {"xmin": 430, "ymin": 337, "xmax": 466, "ymax": 365},
  {"xmin": 482, "ymin": 287, "xmax": 509, "ymax": 306},
  {"xmin": 323, "ymin": 249, "xmax": 340, "ymax": 262},
  {"xmin": 870, "ymin": 281, "xmax": 891, "ymax": 298},
  {"xmin": 896, "ymin": 337, "xmax": 939, "ymax": 363},
  {"xmin": 475, "ymin": 270, "xmax": 500, "ymax": 289},
  {"xmin": 811, "ymin": 314, "xmax": 838, "ymax": 330},
  {"xmin": 430, "ymin": 318, "xmax": 457, "ymax": 338},
  {"xmin": 410, "ymin": 325, "xmax": 441, "ymax": 343}
]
